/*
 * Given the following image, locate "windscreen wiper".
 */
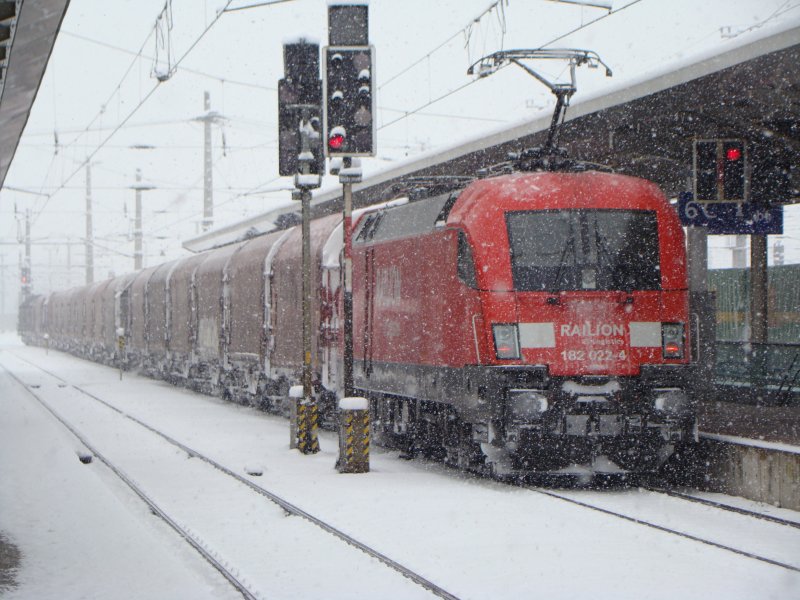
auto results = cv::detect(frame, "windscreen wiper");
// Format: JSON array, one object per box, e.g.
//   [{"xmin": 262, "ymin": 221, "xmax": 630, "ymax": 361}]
[
  {"xmin": 549, "ymin": 235, "xmax": 575, "ymax": 291},
  {"xmin": 594, "ymin": 227, "xmax": 622, "ymax": 290}
]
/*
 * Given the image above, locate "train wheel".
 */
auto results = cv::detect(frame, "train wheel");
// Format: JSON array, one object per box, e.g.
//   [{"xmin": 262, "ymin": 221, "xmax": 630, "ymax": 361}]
[
  {"xmin": 443, "ymin": 418, "xmax": 483, "ymax": 471},
  {"xmin": 608, "ymin": 433, "xmax": 663, "ymax": 473},
  {"xmin": 480, "ymin": 443, "xmax": 516, "ymax": 481},
  {"xmin": 369, "ymin": 397, "xmax": 394, "ymax": 448},
  {"xmin": 657, "ymin": 441, "xmax": 706, "ymax": 488}
]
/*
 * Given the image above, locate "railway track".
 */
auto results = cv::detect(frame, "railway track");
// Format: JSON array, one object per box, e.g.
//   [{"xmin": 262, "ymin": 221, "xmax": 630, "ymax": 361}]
[
  {"xmin": 3, "ymin": 363, "xmax": 259, "ymax": 600},
  {"xmin": 4, "ymin": 347, "xmax": 799, "ymax": 596},
  {"xmin": 525, "ymin": 486, "xmax": 800, "ymax": 573},
  {"xmin": 644, "ymin": 486, "xmax": 800, "ymax": 530},
  {"xmin": 3, "ymin": 353, "xmax": 459, "ymax": 600}
]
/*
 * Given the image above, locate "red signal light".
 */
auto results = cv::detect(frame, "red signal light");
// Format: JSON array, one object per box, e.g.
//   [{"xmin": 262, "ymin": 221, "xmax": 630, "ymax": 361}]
[
  {"xmin": 725, "ymin": 147, "xmax": 742, "ymax": 161},
  {"xmin": 328, "ymin": 133, "xmax": 345, "ymax": 150}
]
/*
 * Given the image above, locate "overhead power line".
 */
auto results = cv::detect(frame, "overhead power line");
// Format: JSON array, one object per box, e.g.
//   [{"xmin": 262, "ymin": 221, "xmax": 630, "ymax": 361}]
[
  {"xmin": 59, "ymin": 30, "xmax": 505, "ymax": 134},
  {"xmin": 223, "ymin": 0, "xmax": 296, "ymax": 12},
  {"xmin": 61, "ymin": 30, "xmax": 276, "ymax": 93},
  {"xmin": 541, "ymin": 0, "xmax": 644, "ymax": 47},
  {"xmin": 24, "ymin": 117, "xmax": 199, "ymax": 138},
  {"xmin": 379, "ymin": 80, "xmax": 480, "ymax": 131},
  {"xmin": 55, "ymin": 26, "xmax": 156, "ymax": 163},
  {"xmin": 25, "ymin": 22, "xmax": 156, "ymax": 211},
  {"xmin": 379, "ymin": 0, "xmax": 509, "ymax": 92},
  {"xmin": 31, "ymin": 0, "xmax": 238, "ymax": 227},
  {"xmin": 378, "ymin": 0, "xmax": 645, "ymax": 132},
  {"xmin": 379, "ymin": 106, "xmax": 506, "ymax": 124},
  {"xmin": 13, "ymin": 185, "xmax": 260, "ymax": 192},
  {"xmin": 3, "ymin": 186, "xmax": 50, "ymax": 197},
  {"xmin": 104, "ymin": 173, "xmax": 286, "ymax": 253}
]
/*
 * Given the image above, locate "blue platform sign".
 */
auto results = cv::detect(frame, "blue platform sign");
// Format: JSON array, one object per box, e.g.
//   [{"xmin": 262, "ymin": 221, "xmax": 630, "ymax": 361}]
[{"xmin": 677, "ymin": 192, "xmax": 783, "ymax": 234}]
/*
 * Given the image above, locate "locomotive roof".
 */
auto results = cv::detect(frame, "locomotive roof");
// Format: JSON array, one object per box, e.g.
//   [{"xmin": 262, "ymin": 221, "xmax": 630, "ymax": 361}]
[
  {"xmin": 353, "ymin": 169, "xmax": 687, "ymax": 292},
  {"xmin": 356, "ymin": 170, "xmax": 672, "ymax": 245},
  {"xmin": 452, "ymin": 170, "xmax": 668, "ymax": 217}
]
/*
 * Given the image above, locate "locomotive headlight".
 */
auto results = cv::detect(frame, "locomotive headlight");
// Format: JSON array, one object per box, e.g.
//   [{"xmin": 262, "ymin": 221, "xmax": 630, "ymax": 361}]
[
  {"xmin": 493, "ymin": 324, "xmax": 520, "ymax": 360},
  {"xmin": 653, "ymin": 388, "xmax": 691, "ymax": 416},
  {"xmin": 509, "ymin": 389, "xmax": 548, "ymax": 420},
  {"xmin": 661, "ymin": 323, "xmax": 685, "ymax": 359}
]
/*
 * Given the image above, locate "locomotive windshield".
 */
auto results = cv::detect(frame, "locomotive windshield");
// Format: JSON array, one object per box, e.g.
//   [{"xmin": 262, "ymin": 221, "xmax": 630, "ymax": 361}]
[{"xmin": 506, "ymin": 209, "xmax": 661, "ymax": 291}]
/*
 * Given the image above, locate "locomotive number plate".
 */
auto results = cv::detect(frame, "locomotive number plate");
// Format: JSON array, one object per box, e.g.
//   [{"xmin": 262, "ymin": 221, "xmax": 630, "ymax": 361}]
[{"xmin": 560, "ymin": 349, "xmax": 627, "ymax": 362}]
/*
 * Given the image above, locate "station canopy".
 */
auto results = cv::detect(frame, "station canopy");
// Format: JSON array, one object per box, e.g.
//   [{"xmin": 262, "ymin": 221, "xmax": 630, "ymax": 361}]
[{"xmin": 0, "ymin": 0, "xmax": 70, "ymax": 190}]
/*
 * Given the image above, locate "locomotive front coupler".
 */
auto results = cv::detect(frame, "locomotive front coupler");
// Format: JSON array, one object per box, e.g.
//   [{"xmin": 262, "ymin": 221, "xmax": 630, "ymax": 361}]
[{"xmin": 500, "ymin": 375, "xmax": 695, "ymax": 443}]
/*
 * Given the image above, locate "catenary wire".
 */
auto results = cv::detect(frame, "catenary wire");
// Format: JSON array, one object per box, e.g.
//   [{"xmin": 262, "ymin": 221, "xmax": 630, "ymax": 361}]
[
  {"xmin": 30, "ymin": 0, "xmax": 238, "ymax": 228},
  {"xmin": 379, "ymin": 1, "xmax": 508, "ymax": 91},
  {"xmin": 60, "ymin": 30, "xmax": 277, "ymax": 93},
  {"xmin": 378, "ymin": 0, "xmax": 646, "ymax": 132}
]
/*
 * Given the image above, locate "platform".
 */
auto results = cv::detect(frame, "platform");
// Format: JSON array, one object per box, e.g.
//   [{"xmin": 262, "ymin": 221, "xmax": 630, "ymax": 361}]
[{"xmin": 698, "ymin": 400, "xmax": 800, "ymax": 510}]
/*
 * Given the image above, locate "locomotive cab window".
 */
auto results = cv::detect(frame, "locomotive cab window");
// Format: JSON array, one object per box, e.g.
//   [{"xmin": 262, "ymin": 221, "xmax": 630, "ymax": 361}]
[{"xmin": 506, "ymin": 209, "xmax": 661, "ymax": 292}]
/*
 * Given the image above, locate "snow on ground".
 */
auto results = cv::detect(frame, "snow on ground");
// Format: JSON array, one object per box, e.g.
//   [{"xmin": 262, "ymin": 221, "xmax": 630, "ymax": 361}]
[
  {"xmin": 0, "ymin": 356, "xmax": 235, "ymax": 598},
  {"xmin": 1, "ymin": 333, "xmax": 799, "ymax": 599}
]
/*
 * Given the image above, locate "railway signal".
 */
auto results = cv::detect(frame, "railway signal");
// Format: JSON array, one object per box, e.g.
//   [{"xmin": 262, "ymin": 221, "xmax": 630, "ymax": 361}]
[
  {"xmin": 693, "ymin": 138, "xmax": 747, "ymax": 202},
  {"xmin": 280, "ymin": 40, "xmax": 322, "ymax": 455},
  {"xmin": 750, "ymin": 143, "xmax": 796, "ymax": 204},
  {"xmin": 278, "ymin": 42, "xmax": 323, "ymax": 177},
  {"xmin": 327, "ymin": 3, "xmax": 372, "ymax": 474},
  {"xmin": 324, "ymin": 2, "xmax": 375, "ymax": 158},
  {"xmin": 328, "ymin": 3, "xmax": 368, "ymax": 45},
  {"xmin": 324, "ymin": 46, "xmax": 375, "ymax": 157}
]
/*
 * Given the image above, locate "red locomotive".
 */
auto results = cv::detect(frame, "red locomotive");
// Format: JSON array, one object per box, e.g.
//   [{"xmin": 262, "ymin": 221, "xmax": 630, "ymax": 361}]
[
  {"xmin": 18, "ymin": 166, "xmax": 697, "ymax": 478},
  {"xmin": 344, "ymin": 169, "xmax": 696, "ymax": 475}
]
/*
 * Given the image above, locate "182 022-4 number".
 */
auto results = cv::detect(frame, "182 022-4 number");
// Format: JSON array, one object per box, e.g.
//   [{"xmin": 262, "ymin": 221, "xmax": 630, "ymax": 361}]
[{"xmin": 560, "ymin": 349, "xmax": 627, "ymax": 362}]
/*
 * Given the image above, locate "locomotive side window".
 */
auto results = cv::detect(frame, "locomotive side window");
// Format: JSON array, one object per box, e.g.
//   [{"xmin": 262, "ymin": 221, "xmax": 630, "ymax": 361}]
[
  {"xmin": 506, "ymin": 209, "xmax": 661, "ymax": 292},
  {"xmin": 354, "ymin": 212, "xmax": 384, "ymax": 243},
  {"xmin": 370, "ymin": 194, "xmax": 451, "ymax": 243},
  {"xmin": 457, "ymin": 231, "xmax": 477, "ymax": 288}
]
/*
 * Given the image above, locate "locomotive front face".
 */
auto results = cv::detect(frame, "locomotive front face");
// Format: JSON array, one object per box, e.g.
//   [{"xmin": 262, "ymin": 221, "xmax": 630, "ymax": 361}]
[
  {"xmin": 499, "ymin": 207, "xmax": 684, "ymax": 377},
  {"xmin": 454, "ymin": 172, "xmax": 696, "ymax": 472}
]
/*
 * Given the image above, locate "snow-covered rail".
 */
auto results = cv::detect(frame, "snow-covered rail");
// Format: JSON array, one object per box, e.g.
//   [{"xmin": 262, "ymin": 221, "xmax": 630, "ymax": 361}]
[
  {"xmin": 4, "ymin": 341, "xmax": 799, "ymax": 599},
  {"xmin": 525, "ymin": 486, "xmax": 800, "ymax": 573},
  {"xmin": 2, "ymin": 363, "xmax": 259, "ymax": 600},
  {"xmin": 644, "ymin": 486, "xmax": 800, "ymax": 530},
  {"xmin": 4, "ymin": 352, "xmax": 459, "ymax": 600}
]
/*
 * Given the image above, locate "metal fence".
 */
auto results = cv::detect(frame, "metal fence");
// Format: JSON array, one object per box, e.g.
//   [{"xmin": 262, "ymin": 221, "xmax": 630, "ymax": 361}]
[
  {"xmin": 707, "ymin": 265, "xmax": 800, "ymax": 405},
  {"xmin": 715, "ymin": 341, "xmax": 800, "ymax": 405},
  {"xmin": 708, "ymin": 265, "xmax": 800, "ymax": 344}
]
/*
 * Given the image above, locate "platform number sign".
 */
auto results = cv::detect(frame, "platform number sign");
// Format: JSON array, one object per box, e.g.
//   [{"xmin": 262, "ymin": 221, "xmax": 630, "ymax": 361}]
[{"xmin": 693, "ymin": 139, "xmax": 747, "ymax": 202}]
